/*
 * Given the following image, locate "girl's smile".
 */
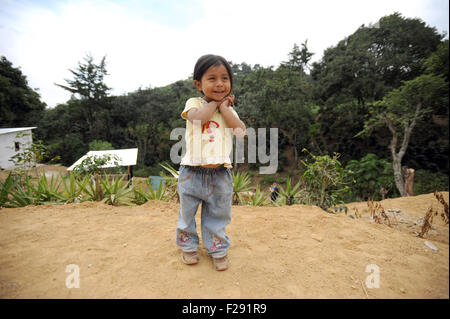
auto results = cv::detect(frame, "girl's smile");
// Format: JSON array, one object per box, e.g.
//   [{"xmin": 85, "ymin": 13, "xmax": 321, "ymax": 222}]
[{"xmin": 194, "ymin": 64, "xmax": 231, "ymax": 102}]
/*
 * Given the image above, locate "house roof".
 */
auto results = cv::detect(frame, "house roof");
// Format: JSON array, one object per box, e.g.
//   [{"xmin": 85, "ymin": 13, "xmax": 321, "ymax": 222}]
[
  {"xmin": 0, "ymin": 127, "xmax": 37, "ymax": 135},
  {"xmin": 67, "ymin": 148, "xmax": 138, "ymax": 171}
]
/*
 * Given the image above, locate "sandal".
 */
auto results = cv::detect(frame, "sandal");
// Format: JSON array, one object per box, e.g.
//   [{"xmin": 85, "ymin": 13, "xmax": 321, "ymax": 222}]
[
  {"xmin": 181, "ymin": 251, "xmax": 200, "ymax": 265},
  {"xmin": 213, "ymin": 256, "xmax": 229, "ymax": 271}
]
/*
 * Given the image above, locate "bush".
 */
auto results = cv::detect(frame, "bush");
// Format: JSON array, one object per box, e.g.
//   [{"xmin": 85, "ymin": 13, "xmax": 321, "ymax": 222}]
[
  {"xmin": 344, "ymin": 153, "xmax": 396, "ymax": 201},
  {"xmin": 261, "ymin": 175, "xmax": 285, "ymax": 186},
  {"xmin": 133, "ymin": 165, "xmax": 164, "ymax": 177},
  {"xmin": 414, "ymin": 169, "xmax": 449, "ymax": 195},
  {"xmin": 89, "ymin": 140, "xmax": 114, "ymax": 151},
  {"xmin": 301, "ymin": 149, "xmax": 350, "ymax": 210}
]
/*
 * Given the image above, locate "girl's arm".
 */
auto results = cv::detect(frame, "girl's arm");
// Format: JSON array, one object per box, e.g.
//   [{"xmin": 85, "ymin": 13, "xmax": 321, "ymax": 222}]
[
  {"xmin": 187, "ymin": 101, "xmax": 219, "ymax": 125},
  {"xmin": 219, "ymin": 99, "xmax": 246, "ymax": 135}
]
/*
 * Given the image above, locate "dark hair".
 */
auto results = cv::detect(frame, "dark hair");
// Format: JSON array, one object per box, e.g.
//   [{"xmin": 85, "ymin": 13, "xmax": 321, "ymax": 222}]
[{"xmin": 193, "ymin": 54, "xmax": 233, "ymax": 90}]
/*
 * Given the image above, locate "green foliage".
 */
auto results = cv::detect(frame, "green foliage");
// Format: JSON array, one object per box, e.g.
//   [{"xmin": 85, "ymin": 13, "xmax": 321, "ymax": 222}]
[
  {"xmin": 159, "ymin": 162, "xmax": 179, "ymax": 178},
  {"xmin": 89, "ymin": 140, "xmax": 114, "ymax": 151},
  {"xmin": 60, "ymin": 172, "xmax": 87, "ymax": 203},
  {"xmin": 7, "ymin": 175, "xmax": 38, "ymax": 207},
  {"xmin": 54, "ymin": 54, "xmax": 112, "ymax": 141},
  {"xmin": 261, "ymin": 175, "xmax": 285, "ymax": 186},
  {"xmin": 232, "ymin": 171, "xmax": 252, "ymax": 204},
  {"xmin": 55, "ymin": 54, "xmax": 110, "ymax": 100},
  {"xmin": 72, "ymin": 154, "xmax": 121, "ymax": 177},
  {"xmin": 0, "ymin": 172, "xmax": 16, "ymax": 207},
  {"xmin": 413, "ymin": 170, "xmax": 449, "ymax": 195},
  {"xmin": 76, "ymin": 175, "xmax": 101, "ymax": 201},
  {"xmin": 2, "ymin": 172, "xmax": 64, "ymax": 207},
  {"xmin": 100, "ymin": 176, "xmax": 134, "ymax": 206},
  {"xmin": 278, "ymin": 177, "xmax": 303, "ymax": 205},
  {"xmin": 133, "ymin": 165, "xmax": 163, "ymax": 177},
  {"xmin": 243, "ymin": 185, "xmax": 269, "ymax": 206},
  {"xmin": 310, "ymin": 13, "xmax": 445, "ymax": 165},
  {"xmin": 344, "ymin": 153, "xmax": 395, "ymax": 201},
  {"xmin": 423, "ymin": 40, "xmax": 449, "ymax": 81},
  {"xmin": 1, "ymin": 169, "xmax": 180, "ymax": 207},
  {"xmin": 132, "ymin": 178, "xmax": 167, "ymax": 204},
  {"xmin": 8, "ymin": 132, "xmax": 59, "ymax": 172},
  {"xmin": 301, "ymin": 149, "xmax": 350, "ymax": 209},
  {"xmin": 0, "ymin": 56, "xmax": 46, "ymax": 127},
  {"xmin": 281, "ymin": 40, "xmax": 314, "ymax": 74},
  {"xmin": 360, "ymin": 73, "xmax": 448, "ymax": 196},
  {"xmin": 359, "ymin": 74, "xmax": 448, "ymax": 140},
  {"xmin": 35, "ymin": 172, "xmax": 64, "ymax": 204}
]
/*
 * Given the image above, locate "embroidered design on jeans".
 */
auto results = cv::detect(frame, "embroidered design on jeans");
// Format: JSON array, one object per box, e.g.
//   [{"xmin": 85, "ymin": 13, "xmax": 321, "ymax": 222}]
[
  {"xmin": 178, "ymin": 231, "xmax": 192, "ymax": 244},
  {"xmin": 211, "ymin": 236, "xmax": 224, "ymax": 251}
]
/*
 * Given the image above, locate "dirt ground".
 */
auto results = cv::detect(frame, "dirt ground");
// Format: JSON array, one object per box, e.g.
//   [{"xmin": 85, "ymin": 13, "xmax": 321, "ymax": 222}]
[{"xmin": 0, "ymin": 182, "xmax": 448, "ymax": 298}]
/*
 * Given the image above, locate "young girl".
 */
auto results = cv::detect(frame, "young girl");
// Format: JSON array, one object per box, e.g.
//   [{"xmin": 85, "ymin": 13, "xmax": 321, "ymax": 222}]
[{"xmin": 176, "ymin": 54, "xmax": 246, "ymax": 271}]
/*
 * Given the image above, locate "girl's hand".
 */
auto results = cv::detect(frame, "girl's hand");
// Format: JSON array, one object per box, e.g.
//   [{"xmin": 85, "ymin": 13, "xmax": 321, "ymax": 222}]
[
  {"xmin": 218, "ymin": 95, "xmax": 234, "ymax": 112},
  {"xmin": 227, "ymin": 95, "xmax": 235, "ymax": 106}
]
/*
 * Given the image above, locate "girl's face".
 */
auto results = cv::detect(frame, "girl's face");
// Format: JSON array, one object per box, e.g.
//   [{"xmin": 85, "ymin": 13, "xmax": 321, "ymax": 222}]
[{"xmin": 194, "ymin": 64, "xmax": 231, "ymax": 102}]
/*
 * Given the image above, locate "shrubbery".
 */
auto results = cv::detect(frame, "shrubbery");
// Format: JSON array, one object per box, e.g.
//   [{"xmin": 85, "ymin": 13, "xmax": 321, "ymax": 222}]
[
  {"xmin": 344, "ymin": 153, "xmax": 397, "ymax": 202},
  {"xmin": 413, "ymin": 169, "xmax": 449, "ymax": 195}
]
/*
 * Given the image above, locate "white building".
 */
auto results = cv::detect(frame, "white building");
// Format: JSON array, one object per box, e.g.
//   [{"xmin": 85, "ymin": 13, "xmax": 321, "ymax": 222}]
[{"xmin": 0, "ymin": 127, "xmax": 37, "ymax": 170}]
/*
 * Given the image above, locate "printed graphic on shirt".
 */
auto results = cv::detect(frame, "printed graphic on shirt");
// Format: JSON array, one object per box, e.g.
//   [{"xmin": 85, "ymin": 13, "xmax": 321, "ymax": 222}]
[{"xmin": 202, "ymin": 120, "xmax": 220, "ymax": 143}]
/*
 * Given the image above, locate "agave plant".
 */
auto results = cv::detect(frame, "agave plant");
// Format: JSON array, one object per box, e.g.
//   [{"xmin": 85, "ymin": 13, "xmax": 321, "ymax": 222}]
[
  {"xmin": 159, "ymin": 162, "xmax": 179, "ymax": 178},
  {"xmin": 35, "ymin": 171, "xmax": 64, "ymax": 204},
  {"xmin": 60, "ymin": 172, "xmax": 87, "ymax": 203},
  {"xmin": 232, "ymin": 171, "xmax": 251, "ymax": 204},
  {"xmin": 244, "ymin": 185, "xmax": 269, "ymax": 206},
  {"xmin": 100, "ymin": 175, "xmax": 134, "ymax": 206},
  {"xmin": 0, "ymin": 172, "xmax": 16, "ymax": 207},
  {"xmin": 146, "ymin": 178, "xmax": 167, "ymax": 201},
  {"xmin": 279, "ymin": 177, "xmax": 302, "ymax": 205},
  {"xmin": 132, "ymin": 178, "xmax": 167, "ymax": 204},
  {"xmin": 132, "ymin": 184, "xmax": 149, "ymax": 205},
  {"xmin": 7, "ymin": 174, "xmax": 38, "ymax": 207},
  {"xmin": 76, "ymin": 175, "xmax": 101, "ymax": 201},
  {"xmin": 158, "ymin": 162, "xmax": 179, "ymax": 201}
]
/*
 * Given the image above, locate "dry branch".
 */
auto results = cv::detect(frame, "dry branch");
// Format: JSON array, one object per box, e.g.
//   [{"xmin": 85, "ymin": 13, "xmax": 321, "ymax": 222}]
[
  {"xmin": 434, "ymin": 191, "xmax": 449, "ymax": 224},
  {"xmin": 418, "ymin": 207, "xmax": 436, "ymax": 238},
  {"xmin": 367, "ymin": 201, "xmax": 393, "ymax": 227}
]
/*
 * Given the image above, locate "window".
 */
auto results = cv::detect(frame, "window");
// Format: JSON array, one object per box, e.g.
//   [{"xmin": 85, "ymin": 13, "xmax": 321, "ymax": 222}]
[{"xmin": 15, "ymin": 142, "xmax": 20, "ymax": 152}]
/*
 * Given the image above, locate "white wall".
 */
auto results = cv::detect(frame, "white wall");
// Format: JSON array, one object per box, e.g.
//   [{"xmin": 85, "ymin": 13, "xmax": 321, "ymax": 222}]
[{"xmin": 0, "ymin": 130, "xmax": 34, "ymax": 170}]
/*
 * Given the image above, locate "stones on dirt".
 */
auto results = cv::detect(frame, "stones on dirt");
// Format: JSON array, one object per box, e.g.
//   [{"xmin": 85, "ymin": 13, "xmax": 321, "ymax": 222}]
[{"xmin": 424, "ymin": 241, "xmax": 439, "ymax": 252}]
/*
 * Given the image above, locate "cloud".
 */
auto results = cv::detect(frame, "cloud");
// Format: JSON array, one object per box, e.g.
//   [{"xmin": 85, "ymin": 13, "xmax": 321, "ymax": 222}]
[{"xmin": 0, "ymin": 0, "xmax": 448, "ymax": 108}]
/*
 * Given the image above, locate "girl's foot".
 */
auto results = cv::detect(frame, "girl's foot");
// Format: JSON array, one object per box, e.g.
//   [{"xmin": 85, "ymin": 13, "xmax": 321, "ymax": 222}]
[
  {"xmin": 182, "ymin": 251, "xmax": 200, "ymax": 265},
  {"xmin": 213, "ymin": 256, "xmax": 229, "ymax": 271}
]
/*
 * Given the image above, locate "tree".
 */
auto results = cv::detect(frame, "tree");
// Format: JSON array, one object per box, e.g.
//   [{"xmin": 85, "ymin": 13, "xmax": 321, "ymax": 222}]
[
  {"xmin": 0, "ymin": 56, "xmax": 46, "ymax": 127},
  {"xmin": 312, "ymin": 13, "xmax": 443, "ymax": 105},
  {"xmin": 301, "ymin": 149, "xmax": 350, "ymax": 209},
  {"xmin": 358, "ymin": 73, "xmax": 448, "ymax": 196},
  {"xmin": 404, "ymin": 40, "xmax": 449, "ymax": 173},
  {"xmin": 309, "ymin": 13, "xmax": 444, "ymax": 164},
  {"xmin": 55, "ymin": 54, "xmax": 111, "ymax": 140},
  {"xmin": 422, "ymin": 40, "xmax": 449, "ymax": 81},
  {"xmin": 281, "ymin": 40, "xmax": 314, "ymax": 75}
]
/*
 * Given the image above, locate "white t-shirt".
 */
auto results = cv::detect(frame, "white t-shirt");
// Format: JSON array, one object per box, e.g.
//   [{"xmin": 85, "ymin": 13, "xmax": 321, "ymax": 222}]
[{"xmin": 180, "ymin": 97, "xmax": 241, "ymax": 168}]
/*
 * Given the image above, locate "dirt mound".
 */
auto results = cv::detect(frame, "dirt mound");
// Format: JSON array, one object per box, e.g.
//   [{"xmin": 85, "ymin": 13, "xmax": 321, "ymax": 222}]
[{"xmin": 0, "ymin": 193, "xmax": 448, "ymax": 298}]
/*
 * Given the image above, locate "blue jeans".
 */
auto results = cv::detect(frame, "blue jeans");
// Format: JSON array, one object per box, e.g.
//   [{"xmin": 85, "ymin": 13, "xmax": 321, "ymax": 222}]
[{"xmin": 176, "ymin": 165, "xmax": 233, "ymax": 258}]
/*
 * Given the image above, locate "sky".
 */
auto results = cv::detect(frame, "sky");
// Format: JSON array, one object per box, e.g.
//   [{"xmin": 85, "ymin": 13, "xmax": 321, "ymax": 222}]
[{"xmin": 0, "ymin": 0, "xmax": 448, "ymax": 108}]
